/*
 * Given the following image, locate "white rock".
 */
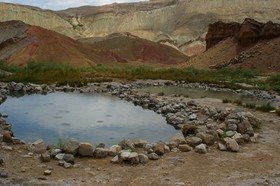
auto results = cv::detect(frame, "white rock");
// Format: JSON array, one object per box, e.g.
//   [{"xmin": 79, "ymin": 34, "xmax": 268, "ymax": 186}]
[
  {"xmin": 109, "ymin": 145, "xmax": 122, "ymax": 156},
  {"xmin": 217, "ymin": 143, "xmax": 227, "ymax": 151},
  {"xmin": 120, "ymin": 151, "xmax": 131, "ymax": 160},
  {"xmin": 195, "ymin": 144, "xmax": 207, "ymax": 154},
  {"xmin": 111, "ymin": 155, "xmax": 121, "ymax": 164},
  {"xmin": 55, "ymin": 153, "xmax": 65, "ymax": 160},
  {"xmin": 44, "ymin": 170, "xmax": 52, "ymax": 175},
  {"xmin": 189, "ymin": 113, "xmax": 197, "ymax": 120}
]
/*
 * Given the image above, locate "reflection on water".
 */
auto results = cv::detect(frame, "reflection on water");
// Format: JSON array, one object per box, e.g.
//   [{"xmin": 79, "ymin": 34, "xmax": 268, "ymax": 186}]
[
  {"xmin": 0, "ymin": 92, "xmax": 177, "ymax": 146},
  {"xmin": 140, "ymin": 86, "xmax": 267, "ymax": 105}
]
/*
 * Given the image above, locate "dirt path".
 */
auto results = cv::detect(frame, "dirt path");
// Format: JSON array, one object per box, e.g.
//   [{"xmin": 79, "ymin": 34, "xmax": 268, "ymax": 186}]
[{"xmin": 1, "ymin": 99, "xmax": 280, "ymax": 186}]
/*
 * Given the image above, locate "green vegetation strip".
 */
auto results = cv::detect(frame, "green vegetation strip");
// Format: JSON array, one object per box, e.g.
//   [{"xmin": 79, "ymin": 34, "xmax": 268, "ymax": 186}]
[{"xmin": 0, "ymin": 62, "xmax": 279, "ymax": 94}]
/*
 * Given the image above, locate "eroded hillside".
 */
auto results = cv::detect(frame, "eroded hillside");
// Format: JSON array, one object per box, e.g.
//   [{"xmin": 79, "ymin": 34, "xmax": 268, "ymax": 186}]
[
  {"xmin": 0, "ymin": 21, "xmax": 187, "ymax": 66},
  {"xmin": 1, "ymin": 0, "xmax": 280, "ymax": 56}
]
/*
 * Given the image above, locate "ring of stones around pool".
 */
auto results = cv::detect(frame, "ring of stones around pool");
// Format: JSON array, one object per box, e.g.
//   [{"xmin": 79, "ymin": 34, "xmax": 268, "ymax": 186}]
[{"xmin": 0, "ymin": 81, "xmax": 263, "ymax": 169}]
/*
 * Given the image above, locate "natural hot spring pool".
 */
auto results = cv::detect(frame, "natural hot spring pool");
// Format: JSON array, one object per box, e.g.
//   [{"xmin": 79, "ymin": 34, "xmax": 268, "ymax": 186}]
[{"xmin": 0, "ymin": 92, "xmax": 178, "ymax": 146}]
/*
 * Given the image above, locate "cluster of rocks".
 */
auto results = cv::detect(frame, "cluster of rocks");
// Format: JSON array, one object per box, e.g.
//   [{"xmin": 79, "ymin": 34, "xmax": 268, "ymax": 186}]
[
  {"xmin": 0, "ymin": 82, "xmax": 54, "ymax": 96},
  {"xmin": 0, "ymin": 80, "xmax": 278, "ymax": 104},
  {"xmin": 27, "ymin": 106, "xmax": 261, "ymax": 168},
  {"xmin": 0, "ymin": 114, "xmax": 22, "ymax": 145},
  {"xmin": 181, "ymin": 107, "xmax": 261, "ymax": 153},
  {"xmin": 23, "ymin": 137, "xmax": 198, "ymax": 167}
]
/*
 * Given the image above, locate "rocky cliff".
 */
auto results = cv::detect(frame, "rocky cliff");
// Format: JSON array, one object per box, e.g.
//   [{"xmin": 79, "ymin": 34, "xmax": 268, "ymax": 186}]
[
  {"xmin": 206, "ymin": 18, "xmax": 280, "ymax": 49},
  {"xmin": 1, "ymin": 0, "xmax": 280, "ymax": 57},
  {"xmin": 187, "ymin": 19, "xmax": 280, "ymax": 73}
]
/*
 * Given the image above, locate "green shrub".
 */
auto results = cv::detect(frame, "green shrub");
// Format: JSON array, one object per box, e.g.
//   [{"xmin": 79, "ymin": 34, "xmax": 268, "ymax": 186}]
[
  {"xmin": 256, "ymin": 103, "xmax": 275, "ymax": 112},
  {"xmin": 0, "ymin": 62, "xmax": 20, "ymax": 73},
  {"xmin": 234, "ymin": 100, "xmax": 243, "ymax": 106},
  {"xmin": 245, "ymin": 103, "xmax": 256, "ymax": 109},
  {"xmin": 266, "ymin": 74, "xmax": 280, "ymax": 93}
]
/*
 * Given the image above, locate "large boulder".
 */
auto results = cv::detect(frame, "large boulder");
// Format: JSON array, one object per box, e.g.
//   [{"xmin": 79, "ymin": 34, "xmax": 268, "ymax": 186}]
[
  {"xmin": 94, "ymin": 148, "xmax": 108, "ymax": 159},
  {"xmin": 78, "ymin": 142, "xmax": 93, "ymax": 157},
  {"xmin": 196, "ymin": 132, "xmax": 215, "ymax": 145},
  {"xmin": 186, "ymin": 136, "xmax": 202, "ymax": 147},
  {"xmin": 62, "ymin": 138, "xmax": 79, "ymax": 155},
  {"xmin": 153, "ymin": 142, "xmax": 165, "ymax": 156},
  {"xmin": 181, "ymin": 124, "xmax": 198, "ymax": 136},
  {"xmin": 224, "ymin": 137, "xmax": 240, "ymax": 152},
  {"xmin": 2, "ymin": 131, "xmax": 13, "ymax": 143},
  {"xmin": 243, "ymin": 112, "xmax": 261, "ymax": 129},
  {"xmin": 30, "ymin": 139, "xmax": 47, "ymax": 154}
]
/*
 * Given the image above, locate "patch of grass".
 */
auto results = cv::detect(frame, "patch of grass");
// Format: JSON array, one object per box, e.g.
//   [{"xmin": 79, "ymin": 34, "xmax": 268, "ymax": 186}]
[
  {"xmin": 124, "ymin": 147, "xmax": 136, "ymax": 152},
  {"xmin": 0, "ymin": 62, "xmax": 268, "ymax": 90},
  {"xmin": 54, "ymin": 138, "xmax": 65, "ymax": 149},
  {"xmin": 244, "ymin": 103, "xmax": 256, "ymax": 109},
  {"xmin": 256, "ymin": 103, "xmax": 275, "ymax": 112},
  {"xmin": 215, "ymin": 68, "xmax": 258, "ymax": 83},
  {"xmin": 222, "ymin": 99, "xmax": 232, "ymax": 103},
  {"xmin": 0, "ymin": 62, "xmax": 21, "ymax": 73},
  {"xmin": 267, "ymin": 74, "xmax": 280, "ymax": 93},
  {"xmin": 1, "ymin": 61, "xmax": 82, "ymax": 84},
  {"xmin": 234, "ymin": 100, "xmax": 243, "ymax": 106}
]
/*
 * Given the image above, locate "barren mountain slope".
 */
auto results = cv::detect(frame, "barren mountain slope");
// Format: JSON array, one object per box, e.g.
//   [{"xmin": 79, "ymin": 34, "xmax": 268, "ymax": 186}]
[
  {"xmin": 0, "ymin": 21, "xmax": 187, "ymax": 66},
  {"xmin": 0, "ymin": 21, "xmax": 105, "ymax": 66},
  {"xmin": 185, "ymin": 37, "xmax": 237, "ymax": 70},
  {"xmin": 1, "ymin": 0, "xmax": 280, "ymax": 56},
  {"xmin": 81, "ymin": 33, "xmax": 188, "ymax": 65},
  {"xmin": 0, "ymin": 3, "xmax": 73, "ymax": 37}
]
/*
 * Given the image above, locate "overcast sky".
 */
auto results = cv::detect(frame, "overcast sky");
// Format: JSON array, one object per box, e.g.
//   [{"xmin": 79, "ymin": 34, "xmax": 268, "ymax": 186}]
[{"xmin": 2, "ymin": 0, "xmax": 148, "ymax": 10}]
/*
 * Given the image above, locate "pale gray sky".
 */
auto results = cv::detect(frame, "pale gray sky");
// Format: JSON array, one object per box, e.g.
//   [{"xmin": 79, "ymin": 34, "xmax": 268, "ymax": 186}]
[{"xmin": 2, "ymin": 0, "xmax": 148, "ymax": 10}]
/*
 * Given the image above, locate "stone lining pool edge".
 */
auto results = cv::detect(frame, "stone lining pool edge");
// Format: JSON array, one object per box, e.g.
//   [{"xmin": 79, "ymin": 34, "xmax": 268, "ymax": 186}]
[{"xmin": 0, "ymin": 80, "xmax": 274, "ymax": 166}]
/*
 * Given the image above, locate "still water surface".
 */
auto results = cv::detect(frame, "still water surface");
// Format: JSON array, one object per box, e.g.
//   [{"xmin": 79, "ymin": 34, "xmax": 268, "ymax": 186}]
[
  {"xmin": 0, "ymin": 92, "xmax": 177, "ymax": 146},
  {"xmin": 140, "ymin": 86, "xmax": 267, "ymax": 105}
]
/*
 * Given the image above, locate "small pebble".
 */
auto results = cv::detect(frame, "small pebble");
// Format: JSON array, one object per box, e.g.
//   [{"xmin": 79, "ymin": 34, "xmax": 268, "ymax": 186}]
[{"xmin": 44, "ymin": 170, "xmax": 52, "ymax": 176}]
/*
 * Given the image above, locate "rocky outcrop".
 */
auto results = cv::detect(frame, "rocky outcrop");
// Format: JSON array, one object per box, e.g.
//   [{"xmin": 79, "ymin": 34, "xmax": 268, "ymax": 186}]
[
  {"xmin": 203, "ymin": 19, "xmax": 280, "ymax": 72},
  {"xmin": 206, "ymin": 21, "xmax": 240, "ymax": 49},
  {"xmin": 206, "ymin": 18, "xmax": 280, "ymax": 49}
]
